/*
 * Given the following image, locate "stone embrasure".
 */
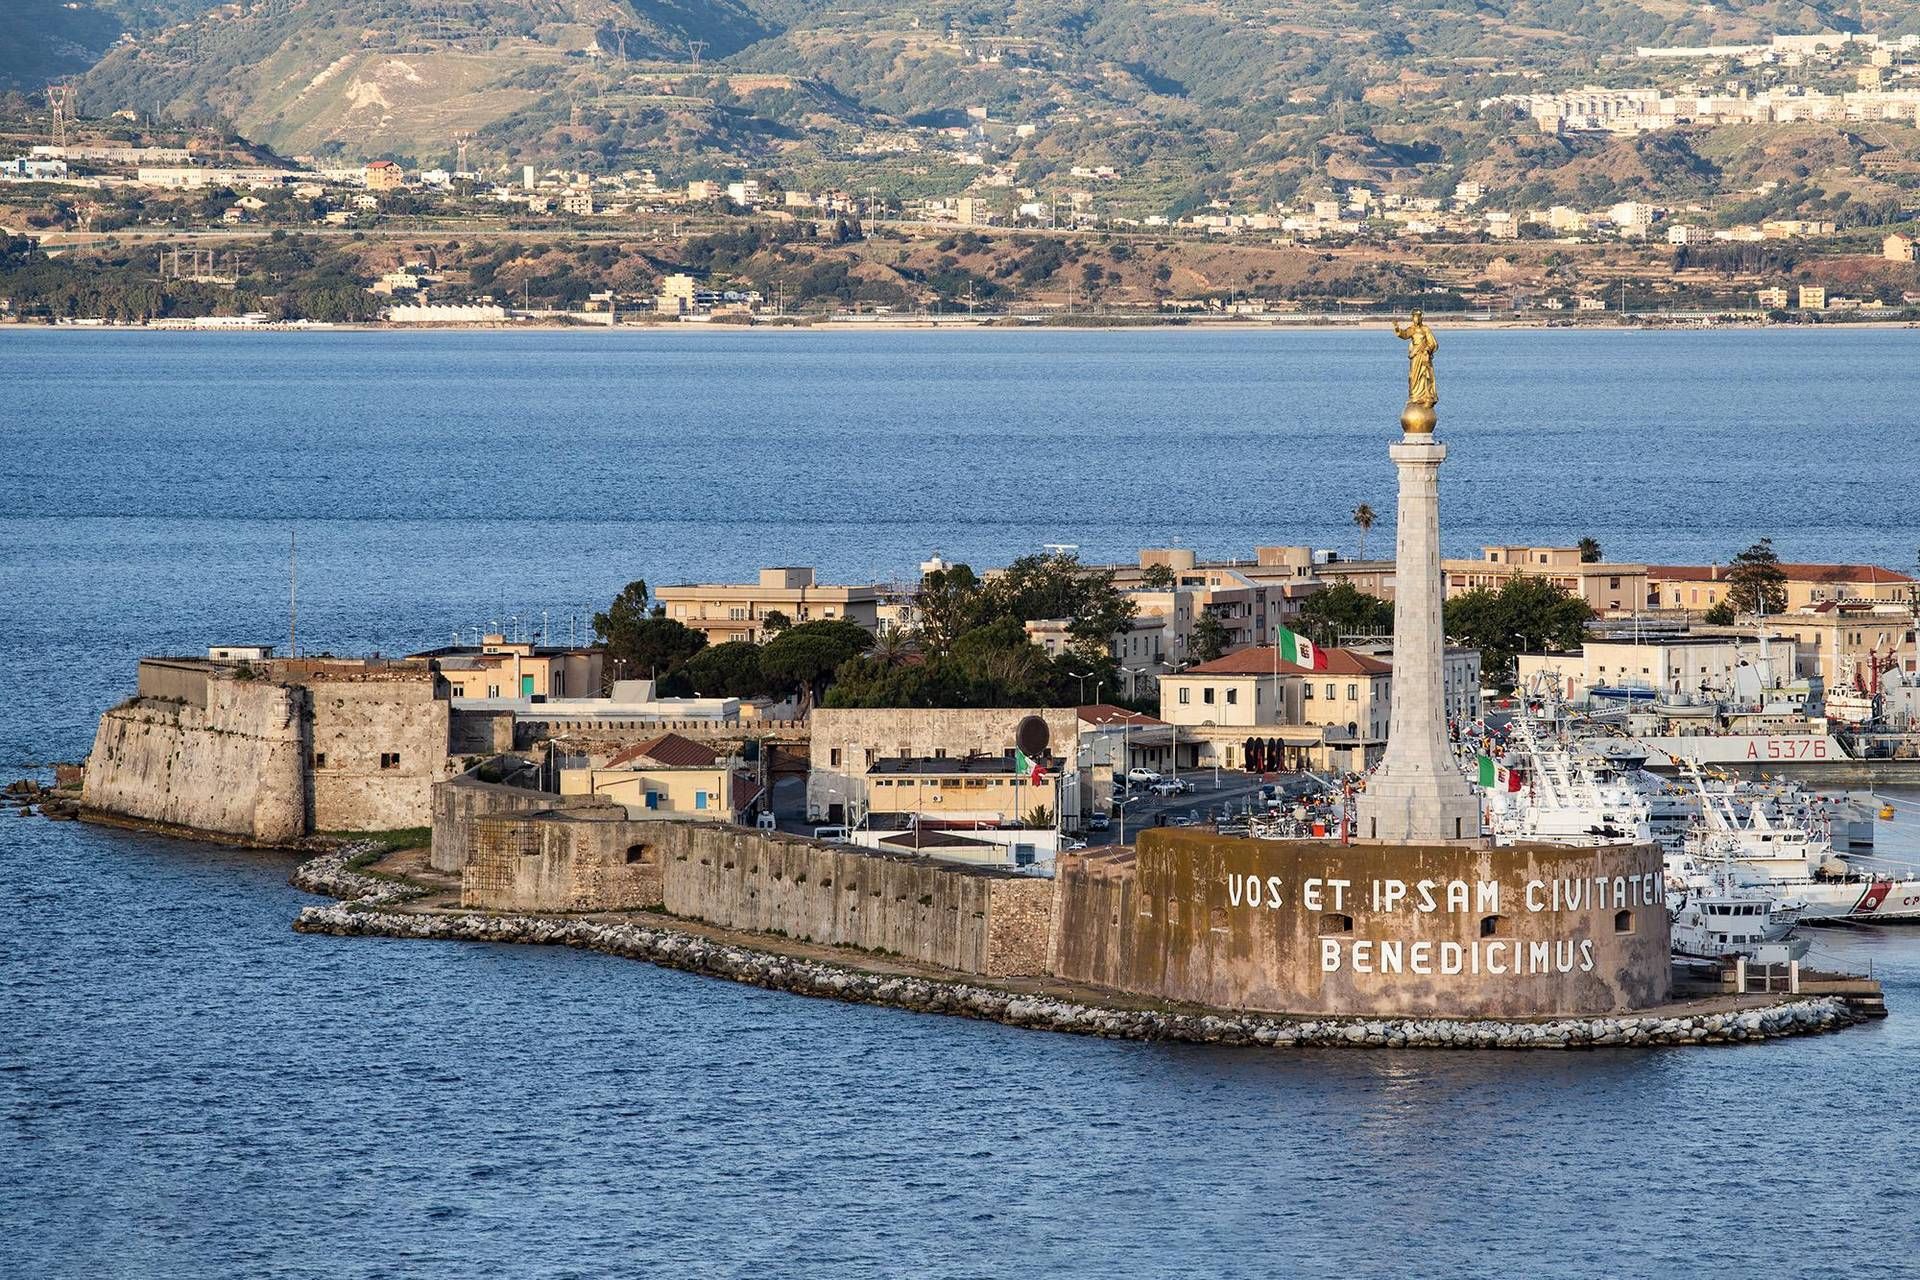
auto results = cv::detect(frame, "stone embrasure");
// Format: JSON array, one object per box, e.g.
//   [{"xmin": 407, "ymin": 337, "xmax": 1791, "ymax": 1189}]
[{"xmin": 289, "ymin": 851, "xmax": 1863, "ymax": 1050}]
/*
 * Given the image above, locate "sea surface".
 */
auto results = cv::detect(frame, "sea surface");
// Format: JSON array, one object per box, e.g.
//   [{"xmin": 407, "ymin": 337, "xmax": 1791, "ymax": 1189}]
[{"xmin": 4, "ymin": 327, "xmax": 1920, "ymax": 1277}]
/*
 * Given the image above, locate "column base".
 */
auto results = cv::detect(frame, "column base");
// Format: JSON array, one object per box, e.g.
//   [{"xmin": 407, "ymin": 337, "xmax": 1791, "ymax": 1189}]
[{"xmin": 1355, "ymin": 768, "xmax": 1482, "ymax": 845}]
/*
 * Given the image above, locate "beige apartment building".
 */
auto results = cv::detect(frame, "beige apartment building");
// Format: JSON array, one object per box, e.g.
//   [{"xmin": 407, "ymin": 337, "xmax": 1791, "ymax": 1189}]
[
  {"xmin": 1646, "ymin": 563, "xmax": 1915, "ymax": 615},
  {"xmin": 657, "ymin": 567, "xmax": 883, "ymax": 644},
  {"xmin": 1157, "ymin": 647, "xmax": 1394, "ymax": 771},
  {"xmin": 411, "ymin": 635, "xmax": 603, "ymax": 700},
  {"xmin": 1319, "ymin": 546, "xmax": 1649, "ymax": 616}
]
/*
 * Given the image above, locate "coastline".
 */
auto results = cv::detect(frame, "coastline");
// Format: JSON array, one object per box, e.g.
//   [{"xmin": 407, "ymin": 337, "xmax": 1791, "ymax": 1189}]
[{"xmin": 7, "ymin": 320, "xmax": 1919, "ymax": 335}]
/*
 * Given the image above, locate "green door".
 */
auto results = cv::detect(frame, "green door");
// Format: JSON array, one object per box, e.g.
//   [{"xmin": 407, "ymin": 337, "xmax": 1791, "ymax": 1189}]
[{"xmin": 521, "ymin": 674, "xmax": 535, "ymax": 697}]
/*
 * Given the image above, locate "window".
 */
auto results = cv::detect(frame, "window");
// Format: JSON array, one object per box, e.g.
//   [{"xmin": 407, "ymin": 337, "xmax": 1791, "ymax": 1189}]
[
  {"xmin": 1318, "ymin": 912, "xmax": 1353, "ymax": 934},
  {"xmin": 1614, "ymin": 909, "xmax": 1634, "ymax": 934},
  {"xmin": 1324, "ymin": 683, "xmax": 1335, "ymax": 700},
  {"xmin": 728, "ymin": 607, "xmax": 747, "ymax": 621},
  {"xmin": 1480, "ymin": 915, "xmax": 1507, "ymax": 938},
  {"xmin": 829, "ymin": 748, "xmax": 841, "ymax": 767},
  {"xmin": 1178, "ymin": 687, "xmax": 1190, "ymax": 705},
  {"xmin": 644, "ymin": 792, "xmax": 660, "ymax": 810},
  {"xmin": 1303, "ymin": 684, "xmax": 1314, "ymax": 700},
  {"xmin": 312, "ymin": 752, "xmax": 326, "ymax": 769},
  {"xmin": 625, "ymin": 843, "xmax": 654, "ymax": 865},
  {"xmin": 1347, "ymin": 684, "xmax": 1357, "ymax": 700},
  {"xmin": 1203, "ymin": 687, "xmax": 1215, "ymax": 705},
  {"xmin": 1226, "ymin": 688, "xmax": 1238, "ymax": 705},
  {"xmin": 695, "ymin": 790, "xmax": 709, "ymax": 810},
  {"xmin": 486, "ymin": 684, "xmax": 499, "ymax": 698},
  {"xmin": 379, "ymin": 752, "xmax": 400, "ymax": 770}
]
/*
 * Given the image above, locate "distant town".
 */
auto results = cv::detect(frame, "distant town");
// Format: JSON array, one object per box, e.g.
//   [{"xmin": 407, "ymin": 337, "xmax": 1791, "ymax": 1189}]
[{"xmin": 11, "ymin": 28, "xmax": 1920, "ymax": 328}]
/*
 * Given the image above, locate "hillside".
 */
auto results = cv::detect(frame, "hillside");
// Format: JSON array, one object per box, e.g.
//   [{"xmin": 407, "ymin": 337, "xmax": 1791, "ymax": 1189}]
[{"xmin": 15, "ymin": 0, "xmax": 1920, "ymax": 223}]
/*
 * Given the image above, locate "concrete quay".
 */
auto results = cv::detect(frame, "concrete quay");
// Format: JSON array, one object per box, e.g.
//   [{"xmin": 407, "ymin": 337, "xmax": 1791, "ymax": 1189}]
[{"xmin": 289, "ymin": 845, "xmax": 1873, "ymax": 1051}]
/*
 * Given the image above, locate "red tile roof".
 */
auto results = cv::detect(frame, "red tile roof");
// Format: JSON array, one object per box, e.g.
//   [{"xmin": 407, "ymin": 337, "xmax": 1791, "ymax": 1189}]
[
  {"xmin": 605, "ymin": 732, "xmax": 719, "ymax": 770},
  {"xmin": 1177, "ymin": 646, "xmax": 1390, "ymax": 676},
  {"xmin": 1648, "ymin": 563, "xmax": 1913, "ymax": 585}
]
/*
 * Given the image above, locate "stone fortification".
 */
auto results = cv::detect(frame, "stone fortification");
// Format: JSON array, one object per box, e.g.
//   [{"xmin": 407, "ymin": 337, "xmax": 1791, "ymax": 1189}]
[
  {"xmin": 1053, "ymin": 831, "xmax": 1671, "ymax": 1018},
  {"xmin": 431, "ymin": 769, "xmax": 565, "ymax": 873},
  {"xmin": 462, "ymin": 808, "xmax": 666, "ymax": 912},
  {"xmin": 84, "ymin": 675, "xmax": 306, "ymax": 843},
  {"xmin": 659, "ymin": 823, "xmax": 1055, "ymax": 978},
  {"xmin": 83, "ymin": 657, "xmax": 459, "ymax": 844},
  {"xmin": 304, "ymin": 667, "xmax": 455, "ymax": 832}
]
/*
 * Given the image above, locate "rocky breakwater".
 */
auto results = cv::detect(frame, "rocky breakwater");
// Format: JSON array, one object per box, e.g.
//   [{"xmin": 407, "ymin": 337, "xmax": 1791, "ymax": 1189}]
[
  {"xmin": 289, "ymin": 855, "xmax": 1865, "ymax": 1049},
  {"xmin": 289, "ymin": 842, "xmax": 427, "ymax": 908},
  {"xmin": 7, "ymin": 777, "xmax": 82, "ymax": 821}
]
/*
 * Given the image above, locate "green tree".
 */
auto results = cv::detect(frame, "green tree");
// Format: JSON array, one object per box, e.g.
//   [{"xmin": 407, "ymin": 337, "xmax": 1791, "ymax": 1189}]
[
  {"xmin": 683, "ymin": 641, "xmax": 768, "ymax": 699},
  {"xmin": 1726, "ymin": 538, "xmax": 1788, "ymax": 615},
  {"xmin": 1444, "ymin": 577, "xmax": 1592, "ymax": 690},
  {"xmin": 979, "ymin": 552, "xmax": 1136, "ymax": 657},
  {"xmin": 762, "ymin": 609, "xmax": 793, "ymax": 636},
  {"xmin": 1577, "ymin": 536, "xmax": 1603, "ymax": 563},
  {"xmin": 1294, "ymin": 583, "xmax": 1394, "ymax": 648},
  {"xmin": 1190, "ymin": 612, "xmax": 1230, "ymax": 663},
  {"xmin": 1703, "ymin": 601, "xmax": 1736, "ymax": 626},
  {"xmin": 1023, "ymin": 805, "xmax": 1055, "ymax": 830},
  {"xmin": 760, "ymin": 619, "xmax": 873, "ymax": 704},
  {"xmin": 914, "ymin": 563, "xmax": 984, "ymax": 654},
  {"xmin": 1352, "ymin": 503, "xmax": 1378, "ymax": 559},
  {"xmin": 593, "ymin": 580, "xmax": 709, "ymax": 683},
  {"xmin": 1140, "ymin": 563, "xmax": 1176, "ymax": 590}
]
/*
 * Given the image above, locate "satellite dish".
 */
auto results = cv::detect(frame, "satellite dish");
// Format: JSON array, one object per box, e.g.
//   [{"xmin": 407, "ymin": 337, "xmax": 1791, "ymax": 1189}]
[{"xmin": 1015, "ymin": 714, "xmax": 1050, "ymax": 757}]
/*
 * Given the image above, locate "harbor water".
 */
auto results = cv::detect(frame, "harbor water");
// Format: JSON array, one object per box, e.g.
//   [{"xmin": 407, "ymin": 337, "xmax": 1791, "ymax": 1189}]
[{"xmin": 3, "ymin": 328, "xmax": 1919, "ymax": 1277}]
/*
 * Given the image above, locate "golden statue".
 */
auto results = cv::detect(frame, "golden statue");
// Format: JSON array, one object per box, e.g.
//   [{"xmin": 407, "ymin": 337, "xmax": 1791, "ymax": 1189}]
[{"xmin": 1392, "ymin": 310, "xmax": 1438, "ymax": 433}]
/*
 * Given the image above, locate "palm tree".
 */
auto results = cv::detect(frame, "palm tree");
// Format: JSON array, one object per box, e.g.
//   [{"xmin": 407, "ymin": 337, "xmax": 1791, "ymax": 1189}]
[
  {"xmin": 1352, "ymin": 503, "xmax": 1378, "ymax": 560},
  {"xmin": 868, "ymin": 624, "xmax": 917, "ymax": 668}
]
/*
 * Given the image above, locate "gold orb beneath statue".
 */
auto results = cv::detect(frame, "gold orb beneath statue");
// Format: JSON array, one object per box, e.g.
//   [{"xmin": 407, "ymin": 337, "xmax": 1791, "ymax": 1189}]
[{"xmin": 1399, "ymin": 401, "xmax": 1437, "ymax": 434}]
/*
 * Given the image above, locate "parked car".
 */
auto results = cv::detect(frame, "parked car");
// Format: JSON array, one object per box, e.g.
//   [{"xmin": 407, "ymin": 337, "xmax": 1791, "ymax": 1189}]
[
  {"xmin": 1087, "ymin": 811, "xmax": 1112, "ymax": 832},
  {"xmin": 1151, "ymin": 778, "xmax": 1194, "ymax": 796},
  {"xmin": 1126, "ymin": 767, "xmax": 1162, "ymax": 784}
]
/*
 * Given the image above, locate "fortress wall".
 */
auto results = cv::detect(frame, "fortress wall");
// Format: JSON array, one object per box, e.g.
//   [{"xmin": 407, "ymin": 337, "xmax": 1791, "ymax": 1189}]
[
  {"xmin": 1055, "ymin": 833, "xmax": 1671, "ymax": 1018},
  {"xmin": 430, "ymin": 770, "xmax": 577, "ymax": 873},
  {"xmin": 82, "ymin": 681, "xmax": 306, "ymax": 843},
  {"xmin": 462, "ymin": 812, "xmax": 666, "ymax": 913},
  {"xmin": 660, "ymin": 823, "xmax": 1054, "ymax": 978},
  {"xmin": 306, "ymin": 676, "xmax": 453, "ymax": 833}
]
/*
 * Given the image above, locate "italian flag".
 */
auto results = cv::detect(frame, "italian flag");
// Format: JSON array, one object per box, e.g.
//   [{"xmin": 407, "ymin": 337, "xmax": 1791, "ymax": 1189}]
[
  {"xmin": 1276, "ymin": 624, "xmax": 1327, "ymax": 670},
  {"xmin": 1477, "ymin": 755, "xmax": 1523, "ymax": 792},
  {"xmin": 1015, "ymin": 749, "xmax": 1047, "ymax": 785}
]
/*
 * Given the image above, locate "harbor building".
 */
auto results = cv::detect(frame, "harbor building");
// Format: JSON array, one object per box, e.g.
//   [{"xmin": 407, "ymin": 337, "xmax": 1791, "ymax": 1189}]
[
  {"xmin": 1516, "ymin": 634, "xmax": 1803, "ymax": 704},
  {"xmin": 1767, "ymin": 600, "xmax": 1918, "ymax": 684},
  {"xmin": 657, "ymin": 568, "xmax": 884, "ymax": 644}
]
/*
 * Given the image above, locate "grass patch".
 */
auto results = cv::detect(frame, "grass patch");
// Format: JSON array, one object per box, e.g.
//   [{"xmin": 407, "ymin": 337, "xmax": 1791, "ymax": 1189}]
[{"xmin": 326, "ymin": 827, "xmax": 431, "ymax": 866}]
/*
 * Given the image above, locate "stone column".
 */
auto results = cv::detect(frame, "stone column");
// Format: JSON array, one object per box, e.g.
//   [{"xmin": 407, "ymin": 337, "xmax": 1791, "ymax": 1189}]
[{"xmin": 1357, "ymin": 433, "xmax": 1481, "ymax": 844}]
